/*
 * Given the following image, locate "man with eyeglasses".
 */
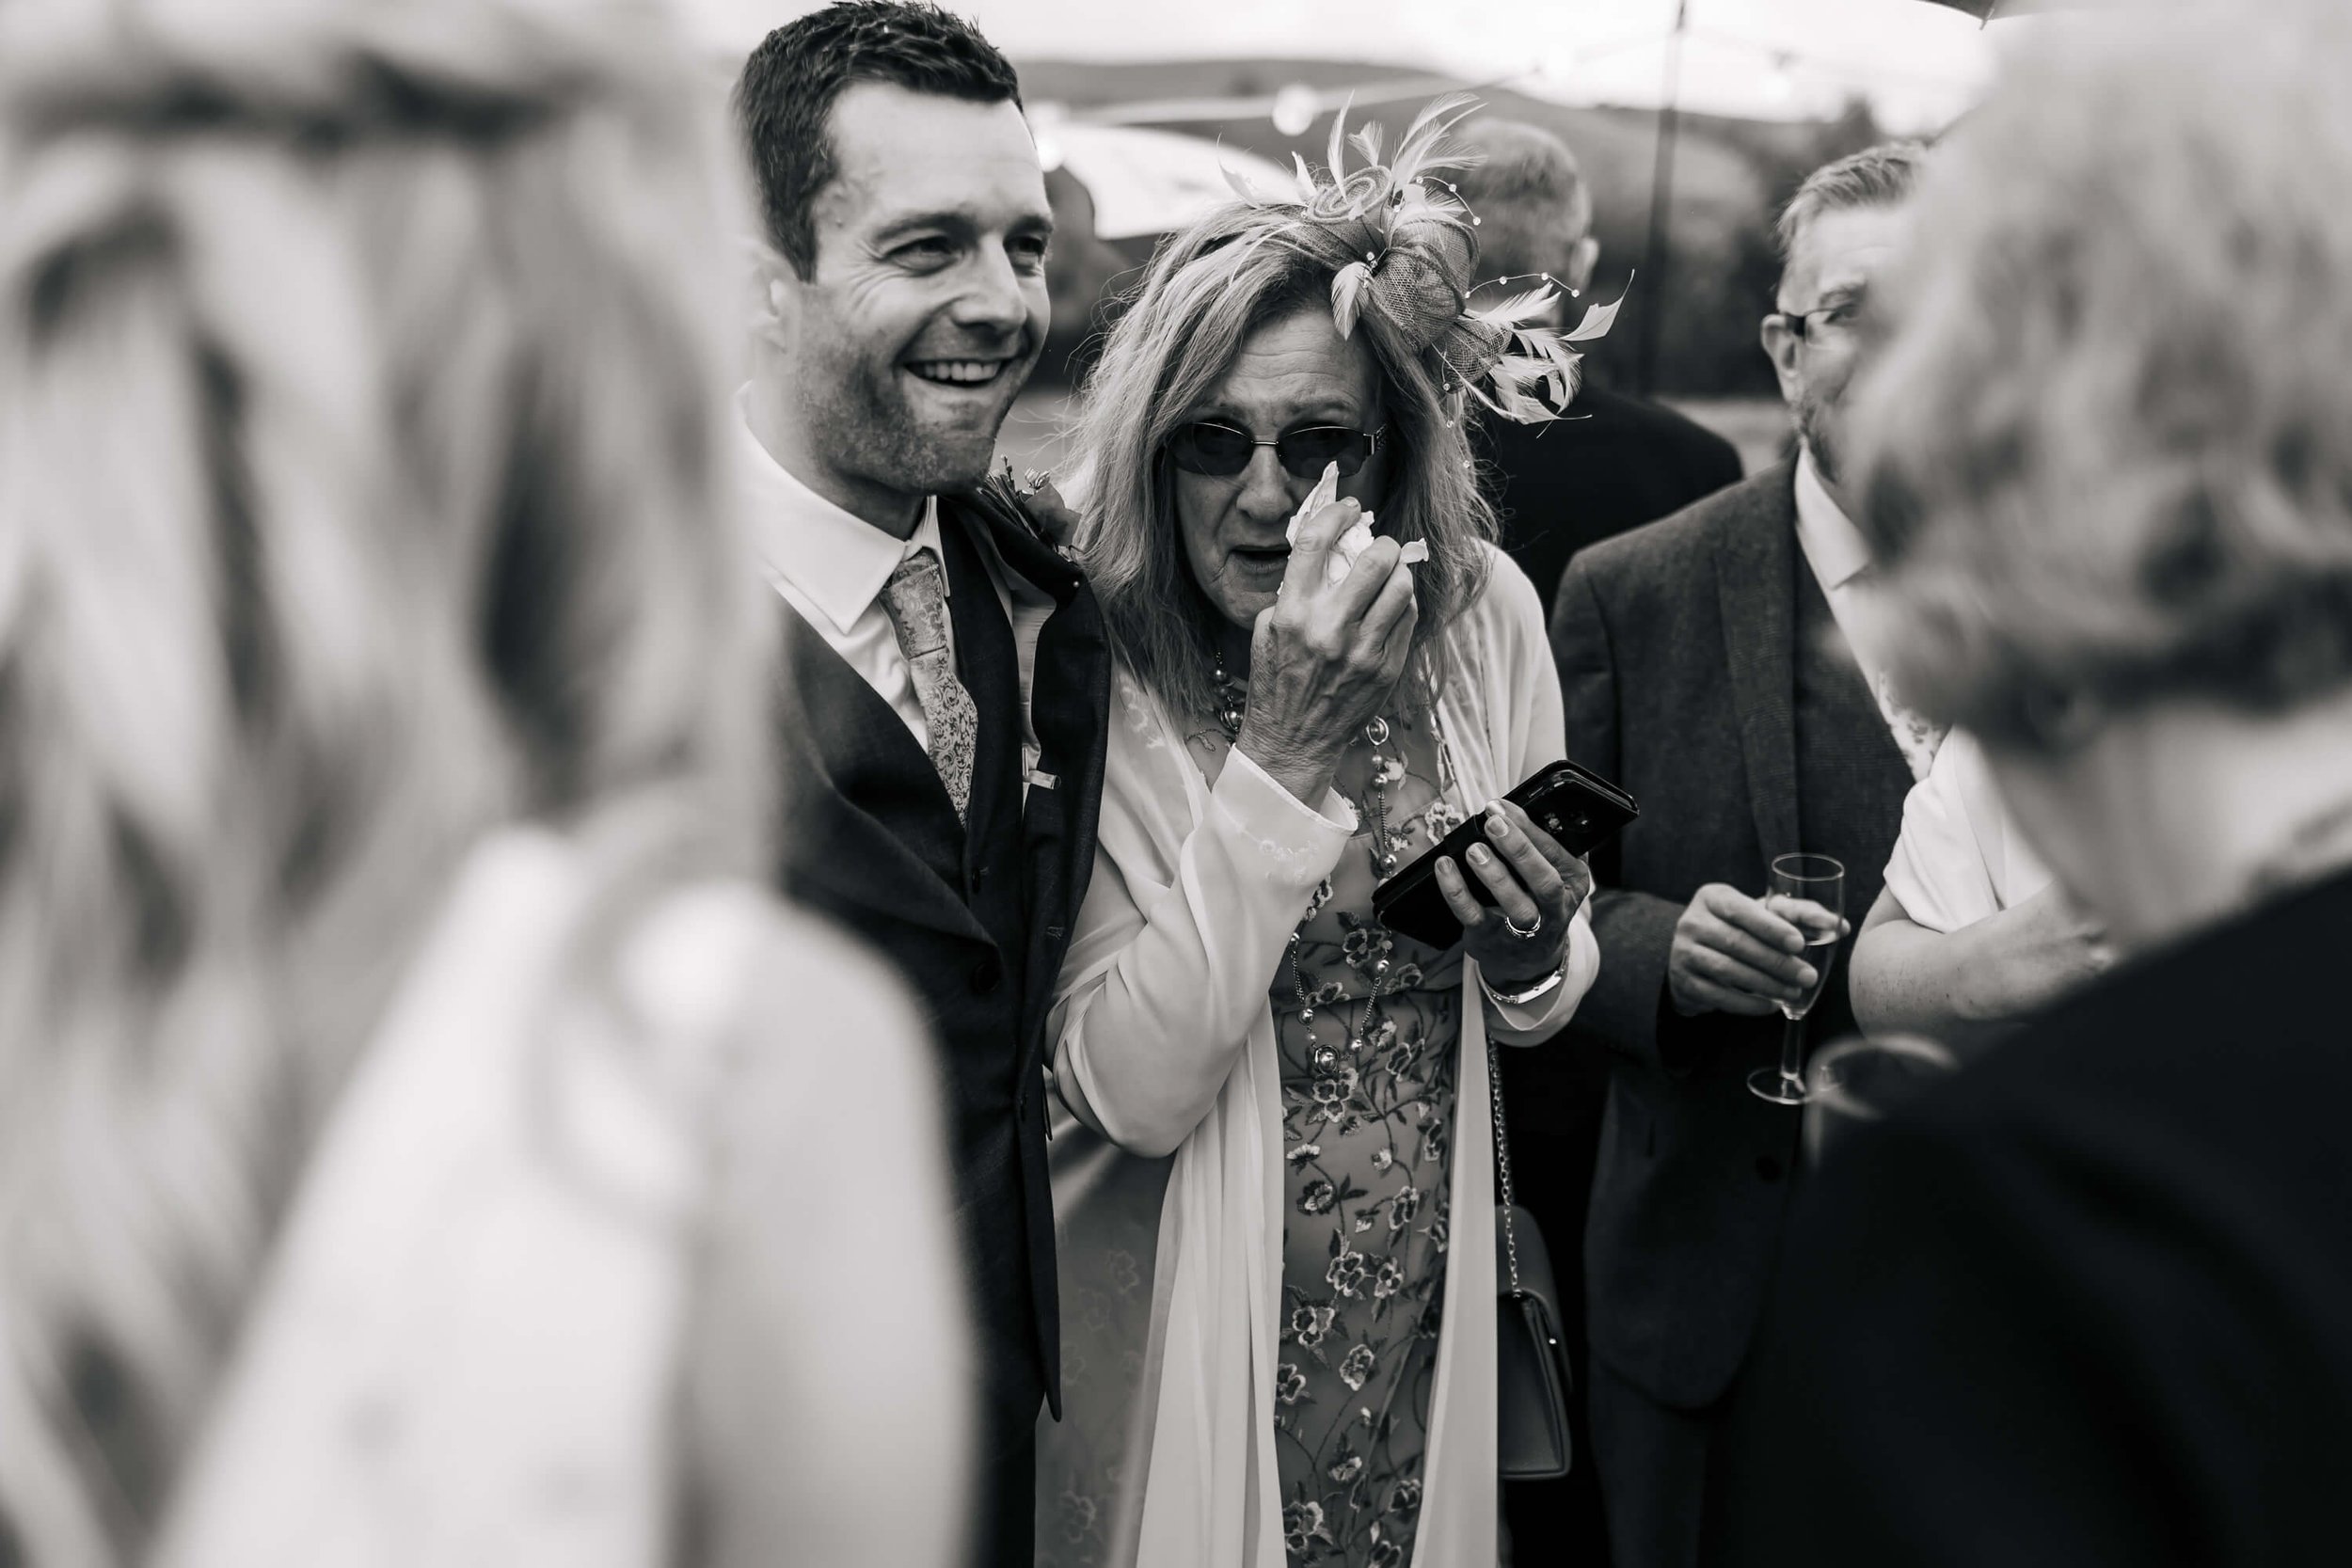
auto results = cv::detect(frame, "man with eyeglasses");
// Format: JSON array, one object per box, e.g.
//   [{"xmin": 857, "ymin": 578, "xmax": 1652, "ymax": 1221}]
[{"xmin": 1546, "ymin": 142, "xmax": 1929, "ymax": 1568}]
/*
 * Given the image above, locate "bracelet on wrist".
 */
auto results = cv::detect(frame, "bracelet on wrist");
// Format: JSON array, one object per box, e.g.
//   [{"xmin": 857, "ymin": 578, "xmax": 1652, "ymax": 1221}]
[{"xmin": 1480, "ymin": 960, "xmax": 1565, "ymax": 1009}]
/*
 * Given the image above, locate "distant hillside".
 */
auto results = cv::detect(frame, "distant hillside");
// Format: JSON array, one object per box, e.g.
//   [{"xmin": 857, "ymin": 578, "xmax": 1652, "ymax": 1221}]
[{"xmin": 1015, "ymin": 56, "xmax": 1884, "ymax": 396}]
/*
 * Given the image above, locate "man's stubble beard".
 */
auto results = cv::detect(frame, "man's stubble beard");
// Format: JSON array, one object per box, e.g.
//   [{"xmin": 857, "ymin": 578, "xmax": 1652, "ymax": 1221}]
[
  {"xmin": 812, "ymin": 335, "xmax": 1040, "ymax": 501},
  {"xmin": 1796, "ymin": 385, "xmax": 1844, "ymax": 491}
]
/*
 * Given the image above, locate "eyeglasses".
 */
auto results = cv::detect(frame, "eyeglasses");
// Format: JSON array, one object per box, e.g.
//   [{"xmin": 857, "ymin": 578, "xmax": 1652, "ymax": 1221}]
[
  {"xmin": 1164, "ymin": 420, "xmax": 1384, "ymax": 482},
  {"xmin": 1772, "ymin": 295, "xmax": 1867, "ymax": 345}
]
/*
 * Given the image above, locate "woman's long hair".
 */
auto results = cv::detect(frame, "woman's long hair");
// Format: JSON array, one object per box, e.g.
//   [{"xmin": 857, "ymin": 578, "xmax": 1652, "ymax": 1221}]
[
  {"xmin": 0, "ymin": 0, "xmax": 768, "ymax": 1558},
  {"xmin": 1071, "ymin": 200, "xmax": 1497, "ymax": 723}
]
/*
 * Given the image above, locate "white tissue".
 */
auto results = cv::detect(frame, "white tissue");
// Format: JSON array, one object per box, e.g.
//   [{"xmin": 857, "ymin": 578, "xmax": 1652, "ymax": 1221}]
[{"xmin": 1282, "ymin": 461, "xmax": 1428, "ymax": 588}]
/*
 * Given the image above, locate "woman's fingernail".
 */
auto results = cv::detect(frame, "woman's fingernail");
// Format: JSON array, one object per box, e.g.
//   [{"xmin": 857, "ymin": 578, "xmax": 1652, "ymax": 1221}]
[{"xmin": 1468, "ymin": 845, "xmax": 1491, "ymax": 866}]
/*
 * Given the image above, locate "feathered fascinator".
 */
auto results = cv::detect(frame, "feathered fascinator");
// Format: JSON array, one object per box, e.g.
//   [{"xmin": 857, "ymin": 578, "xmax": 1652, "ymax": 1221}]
[{"xmin": 1223, "ymin": 92, "xmax": 1627, "ymax": 425}]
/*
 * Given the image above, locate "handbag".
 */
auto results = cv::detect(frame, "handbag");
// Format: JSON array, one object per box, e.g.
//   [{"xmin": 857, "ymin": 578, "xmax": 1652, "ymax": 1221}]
[{"xmin": 1490, "ymin": 1035, "xmax": 1575, "ymax": 1480}]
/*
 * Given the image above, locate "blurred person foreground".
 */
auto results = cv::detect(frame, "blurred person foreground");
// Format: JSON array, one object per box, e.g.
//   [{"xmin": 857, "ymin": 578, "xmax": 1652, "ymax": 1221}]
[
  {"xmin": 0, "ymin": 0, "xmax": 968, "ymax": 1563},
  {"xmin": 1734, "ymin": 2, "xmax": 2352, "ymax": 1562}
]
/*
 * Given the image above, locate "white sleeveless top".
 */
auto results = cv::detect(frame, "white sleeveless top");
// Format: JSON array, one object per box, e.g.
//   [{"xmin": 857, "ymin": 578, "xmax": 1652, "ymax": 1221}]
[{"xmin": 151, "ymin": 830, "xmax": 770, "ymax": 1568}]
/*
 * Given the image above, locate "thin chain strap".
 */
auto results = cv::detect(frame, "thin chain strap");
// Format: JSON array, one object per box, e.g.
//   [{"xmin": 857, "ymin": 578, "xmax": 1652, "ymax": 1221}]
[{"xmin": 1489, "ymin": 1030, "xmax": 1522, "ymax": 1296}]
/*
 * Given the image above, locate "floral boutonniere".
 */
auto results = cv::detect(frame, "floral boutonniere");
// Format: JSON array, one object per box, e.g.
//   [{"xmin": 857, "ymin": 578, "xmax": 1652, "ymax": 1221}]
[{"xmin": 986, "ymin": 457, "xmax": 1083, "ymax": 558}]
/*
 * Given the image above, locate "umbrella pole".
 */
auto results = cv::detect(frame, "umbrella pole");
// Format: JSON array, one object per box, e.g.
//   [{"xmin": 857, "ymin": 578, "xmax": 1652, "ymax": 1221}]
[{"xmin": 1634, "ymin": 0, "xmax": 1692, "ymax": 397}]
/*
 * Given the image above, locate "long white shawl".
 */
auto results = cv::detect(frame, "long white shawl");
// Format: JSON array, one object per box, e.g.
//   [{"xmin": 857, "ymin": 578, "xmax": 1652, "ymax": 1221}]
[{"xmin": 1039, "ymin": 547, "xmax": 1598, "ymax": 1568}]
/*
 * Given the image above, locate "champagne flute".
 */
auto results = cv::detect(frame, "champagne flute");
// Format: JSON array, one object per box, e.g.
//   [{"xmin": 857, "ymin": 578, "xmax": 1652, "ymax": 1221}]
[{"xmin": 1747, "ymin": 853, "xmax": 1846, "ymax": 1106}]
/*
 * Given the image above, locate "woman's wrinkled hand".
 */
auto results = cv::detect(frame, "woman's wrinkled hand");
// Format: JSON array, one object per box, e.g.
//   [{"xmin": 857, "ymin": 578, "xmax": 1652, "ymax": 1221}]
[
  {"xmin": 1234, "ymin": 497, "xmax": 1418, "ymax": 807},
  {"xmin": 1433, "ymin": 800, "xmax": 1592, "ymax": 991}
]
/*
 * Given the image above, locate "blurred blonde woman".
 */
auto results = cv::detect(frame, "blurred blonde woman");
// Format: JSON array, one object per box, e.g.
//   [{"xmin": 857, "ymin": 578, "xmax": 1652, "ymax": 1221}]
[{"xmin": 0, "ymin": 1, "xmax": 967, "ymax": 1564}]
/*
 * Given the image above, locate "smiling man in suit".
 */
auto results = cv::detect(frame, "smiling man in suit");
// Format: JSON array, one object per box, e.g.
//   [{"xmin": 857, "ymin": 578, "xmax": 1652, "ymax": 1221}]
[
  {"xmin": 733, "ymin": 8, "xmax": 1108, "ymax": 1563},
  {"xmin": 1549, "ymin": 143, "xmax": 1929, "ymax": 1568}
]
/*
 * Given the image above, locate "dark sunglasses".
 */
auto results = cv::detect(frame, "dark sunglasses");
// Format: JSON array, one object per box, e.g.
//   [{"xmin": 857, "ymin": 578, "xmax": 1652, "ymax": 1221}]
[{"xmin": 1164, "ymin": 420, "xmax": 1384, "ymax": 482}]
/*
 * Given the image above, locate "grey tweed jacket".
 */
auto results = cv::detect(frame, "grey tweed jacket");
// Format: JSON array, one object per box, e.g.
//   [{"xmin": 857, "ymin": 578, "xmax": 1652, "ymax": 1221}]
[{"xmin": 1549, "ymin": 463, "xmax": 1908, "ymax": 1411}]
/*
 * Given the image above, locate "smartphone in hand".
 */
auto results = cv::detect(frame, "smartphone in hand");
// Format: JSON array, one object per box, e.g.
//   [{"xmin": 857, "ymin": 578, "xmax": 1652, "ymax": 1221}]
[{"xmin": 1372, "ymin": 759, "xmax": 1638, "ymax": 949}]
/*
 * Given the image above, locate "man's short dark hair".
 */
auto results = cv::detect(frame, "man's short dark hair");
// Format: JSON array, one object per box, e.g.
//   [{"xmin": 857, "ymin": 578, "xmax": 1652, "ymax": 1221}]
[{"xmin": 735, "ymin": 2, "xmax": 1022, "ymax": 278}]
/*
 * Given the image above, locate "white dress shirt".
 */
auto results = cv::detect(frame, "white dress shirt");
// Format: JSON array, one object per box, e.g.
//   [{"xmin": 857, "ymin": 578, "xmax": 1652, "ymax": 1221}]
[
  {"xmin": 1882, "ymin": 728, "xmax": 2055, "ymax": 933},
  {"xmin": 1792, "ymin": 444, "xmax": 1877, "ymax": 677},
  {"xmin": 736, "ymin": 394, "xmax": 1045, "ymax": 791}
]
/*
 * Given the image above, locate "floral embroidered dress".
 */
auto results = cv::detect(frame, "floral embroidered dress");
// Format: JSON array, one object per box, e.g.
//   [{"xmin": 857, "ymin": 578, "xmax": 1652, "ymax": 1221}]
[
  {"xmin": 1040, "ymin": 546, "xmax": 1601, "ymax": 1568},
  {"xmin": 1263, "ymin": 712, "xmax": 1463, "ymax": 1566}
]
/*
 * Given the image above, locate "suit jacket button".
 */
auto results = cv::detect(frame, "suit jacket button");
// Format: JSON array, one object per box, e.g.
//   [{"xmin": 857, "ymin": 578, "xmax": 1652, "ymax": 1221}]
[
  {"xmin": 1755, "ymin": 1154, "xmax": 1785, "ymax": 1182},
  {"xmin": 970, "ymin": 955, "xmax": 1004, "ymax": 994}
]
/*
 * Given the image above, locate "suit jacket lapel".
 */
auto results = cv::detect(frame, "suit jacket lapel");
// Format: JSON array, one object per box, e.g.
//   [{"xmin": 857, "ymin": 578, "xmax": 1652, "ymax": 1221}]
[
  {"xmin": 1714, "ymin": 467, "xmax": 1803, "ymax": 861},
  {"xmin": 938, "ymin": 508, "xmax": 1024, "ymax": 901},
  {"xmin": 942, "ymin": 489, "xmax": 1112, "ymax": 1057},
  {"xmin": 773, "ymin": 605, "xmax": 989, "ymax": 946}
]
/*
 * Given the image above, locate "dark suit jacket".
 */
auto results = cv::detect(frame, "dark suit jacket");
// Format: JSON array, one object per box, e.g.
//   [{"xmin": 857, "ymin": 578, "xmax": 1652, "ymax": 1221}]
[
  {"xmin": 1731, "ymin": 867, "xmax": 2352, "ymax": 1567},
  {"xmin": 1548, "ymin": 466, "xmax": 1911, "ymax": 1410},
  {"xmin": 1479, "ymin": 384, "xmax": 1744, "ymax": 624},
  {"xmin": 771, "ymin": 484, "xmax": 1108, "ymax": 1427}
]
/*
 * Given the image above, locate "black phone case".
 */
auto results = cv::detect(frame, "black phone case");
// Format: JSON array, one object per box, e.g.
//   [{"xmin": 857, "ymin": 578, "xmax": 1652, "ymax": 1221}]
[{"xmin": 1372, "ymin": 758, "xmax": 1639, "ymax": 950}]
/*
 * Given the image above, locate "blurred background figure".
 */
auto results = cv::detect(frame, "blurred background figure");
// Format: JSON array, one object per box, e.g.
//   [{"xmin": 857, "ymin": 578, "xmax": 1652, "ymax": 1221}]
[
  {"xmin": 1460, "ymin": 113, "xmax": 1743, "ymax": 1568},
  {"xmin": 1735, "ymin": 2, "xmax": 2352, "ymax": 1560},
  {"xmin": 1548, "ymin": 141, "xmax": 1923, "ymax": 1568},
  {"xmin": 0, "ymin": 1, "xmax": 968, "ymax": 1564},
  {"xmin": 1456, "ymin": 117, "xmax": 1743, "ymax": 624},
  {"xmin": 1847, "ymin": 726, "xmax": 2112, "ymax": 1050}
]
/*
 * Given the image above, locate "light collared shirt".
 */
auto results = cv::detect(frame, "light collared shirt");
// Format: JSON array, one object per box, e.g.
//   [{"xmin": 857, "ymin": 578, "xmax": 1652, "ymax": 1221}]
[
  {"xmin": 1883, "ymin": 727, "xmax": 2054, "ymax": 933},
  {"xmin": 1791, "ymin": 443, "xmax": 1876, "ymax": 671},
  {"xmin": 1792, "ymin": 444, "xmax": 1945, "ymax": 781},
  {"xmin": 735, "ymin": 392, "xmax": 1045, "ymax": 791}
]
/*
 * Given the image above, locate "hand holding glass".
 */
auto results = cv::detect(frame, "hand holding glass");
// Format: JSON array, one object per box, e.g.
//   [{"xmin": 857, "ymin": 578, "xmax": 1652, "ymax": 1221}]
[{"xmin": 1748, "ymin": 853, "xmax": 1846, "ymax": 1106}]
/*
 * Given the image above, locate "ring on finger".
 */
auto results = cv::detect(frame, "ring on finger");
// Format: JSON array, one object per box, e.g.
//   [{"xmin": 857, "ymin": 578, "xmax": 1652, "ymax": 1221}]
[{"xmin": 1503, "ymin": 909, "xmax": 1543, "ymax": 941}]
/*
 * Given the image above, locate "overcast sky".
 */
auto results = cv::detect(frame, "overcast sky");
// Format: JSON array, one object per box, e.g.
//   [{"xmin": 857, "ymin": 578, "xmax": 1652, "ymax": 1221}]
[{"xmin": 679, "ymin": 0, "xmax": 2005, "ymax": 132}]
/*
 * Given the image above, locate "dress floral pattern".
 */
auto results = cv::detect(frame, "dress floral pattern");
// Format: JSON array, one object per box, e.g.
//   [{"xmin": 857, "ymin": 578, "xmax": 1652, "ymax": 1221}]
[{"xmin": 1267, "ymin": 711, "xmax": 1463, "ymax": 1566}]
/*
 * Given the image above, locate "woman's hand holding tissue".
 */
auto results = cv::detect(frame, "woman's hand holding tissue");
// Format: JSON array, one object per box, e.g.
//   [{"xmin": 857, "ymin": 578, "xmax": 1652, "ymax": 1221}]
[
  {"xmin": 1283, "ymin": 460, "xmax": 1429, "ymax": 589},
  {"xmin": 1234, "ymin": 462, "xmax": 1422, "ymax": 809}
]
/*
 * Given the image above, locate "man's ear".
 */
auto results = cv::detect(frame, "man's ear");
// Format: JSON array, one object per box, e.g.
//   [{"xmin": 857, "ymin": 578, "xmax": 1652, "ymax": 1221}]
[
  {"xmin": 1565, "ymin": 235, "xmax": 1600, "ymax": 297},
  {"xmin": 743, "ymin": 236, "xmax": 803, "ymax": 355},
  {"xmin": 1760, "ymin": 314, "xmax": 1804, "ymax": 405}
]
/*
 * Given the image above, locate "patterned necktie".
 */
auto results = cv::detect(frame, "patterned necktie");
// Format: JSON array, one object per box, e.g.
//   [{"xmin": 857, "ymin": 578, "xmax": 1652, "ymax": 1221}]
[{"xmin": 880, "ymin": 548, "xmax": 978, "ymax": 822}]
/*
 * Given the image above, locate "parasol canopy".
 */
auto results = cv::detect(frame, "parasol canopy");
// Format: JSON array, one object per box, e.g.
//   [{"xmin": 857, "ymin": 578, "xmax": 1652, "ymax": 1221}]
[
  {"xmin": 1034, "ymin": 121, "xmax": 1291, "ymax": 241},
  {"xmin": 1913, "ymin": 0, "xmax": 2110, "ymax": 19}
]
